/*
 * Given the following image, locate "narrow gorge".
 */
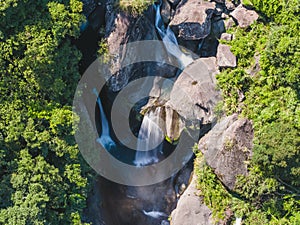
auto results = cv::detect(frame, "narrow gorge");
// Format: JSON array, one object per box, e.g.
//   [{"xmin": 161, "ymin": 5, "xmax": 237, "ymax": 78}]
[
  {"xmin": 0, "ymin": 0, "xmax": 298, "ymax": 224},
  {"xmin": 75, "ymin": 0, "xmax": 298, "ymax": 225}
]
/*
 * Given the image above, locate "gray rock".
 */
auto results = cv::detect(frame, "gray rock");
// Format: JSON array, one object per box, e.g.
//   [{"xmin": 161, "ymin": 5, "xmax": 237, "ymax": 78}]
[
  {"xmin": 230, "ymin": 4, "xmax": 259, "ymax": 28},
  {"xmin": 170, "ymin": 0, "xmax": 216, "ymax": 40},
  {"xmin": 225, "ymin": 0, "xmax": 236, "ymax": 11},
  {"xmin": 220, "ymin": 32, "xmax": 232, "ymax": 41},
  {"xmin": 211, "ymin": 19, "xmax": 225, "ymax": 39},
  {"xmin": 198, "ymin": 114, "xmax": 253, "ymax": 190},
  {"xmin": 246, "ymin": 53, "xmax": 260, "ymax": 76},
  {"xmin": 162, "ymin": 0, "xmax": 172, "ymax": 24},
  {"xmin": 224, "ymin": 17, "xmax": 236, "ymax": 29},
  {"xmin": 211, "ymin": 0, "xmax": 235, "ymax": 10},
  {"xmin": 161, "ymin": 220, "xmax": 170, "ymax": 225},
  {"xmin": 142, "ymin": 58, "xmax": 220, "ymax": 141},
  {"xmin": 200, "ymin": 57, "xmax": 219, "ymax": 78},
  {"xmin": 167, "ymin": 58, "xmax": 221, "ymax": 124},
  {"xmin": 171, "ymin": 175, "xmax": 213, "ymax": 225},
  {"xmin": 221, "ymin": 12, "xmax": 229, "ymax": 19},
  {"xmin": 105, "ymin": 3, "xmax": 166, "ymax": 92},
  {"xmin": 168, "ymin": 0, "xmax": 182, "ymax": 7},
  {"xmin": 216, "ymin": 44, "xmax": 237, "ymax": 68}
]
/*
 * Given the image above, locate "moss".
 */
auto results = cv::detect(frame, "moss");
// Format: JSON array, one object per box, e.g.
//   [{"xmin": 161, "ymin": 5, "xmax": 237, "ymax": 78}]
[
  {"xmin": 118, "ymin": 0, "xmax": 155, "ymax": 15},
  {"xmin": 209, "ymin": 0, "xmax": 300, "ymax": 223}
]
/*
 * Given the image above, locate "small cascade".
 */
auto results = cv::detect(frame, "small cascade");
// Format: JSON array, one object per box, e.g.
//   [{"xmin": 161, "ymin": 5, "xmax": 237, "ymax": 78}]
[
  {"xmin": 142, "ymin": 210, "xmax": 168, "ymax": 219},
  {"xmin": 134, "ymin": 107, "xmax": 164, "ymax": 167},
  {"xmin": 93, "ymin": 89, "xmax": 115, "ymax": 151},
  {"xmin": 133, "ymin": 3, "xmax": 194, "ymax": 167},
  {"xmin": 154, "ymin": 2, "xmax": 194, "ymax": 69}
]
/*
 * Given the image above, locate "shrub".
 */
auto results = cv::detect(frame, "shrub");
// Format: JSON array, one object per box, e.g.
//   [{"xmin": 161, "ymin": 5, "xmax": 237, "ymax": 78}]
[{"xmin": 118, "ymin": 0, "xmax": 155, "ymax": 15}]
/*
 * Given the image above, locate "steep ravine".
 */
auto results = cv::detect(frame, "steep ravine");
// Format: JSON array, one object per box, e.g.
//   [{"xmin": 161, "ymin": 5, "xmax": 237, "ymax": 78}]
[{"xmin": 78, "ymin": 1, "xmax": 258, "ymax": 225}]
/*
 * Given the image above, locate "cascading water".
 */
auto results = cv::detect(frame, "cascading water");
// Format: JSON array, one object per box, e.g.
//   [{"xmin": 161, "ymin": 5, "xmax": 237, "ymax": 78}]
[
  {"xmin": 85, "ymin": 3, "xmax": 196, "ymax": 225},
  {"xmin": 134, "ymin": 2, "xmax": 194, "ymax": 167},
  {"xmin": 93, "ymin": 88, "xmax": 116, "ymax": 151},
  {"xmin": 134, "ymin": 107, "xmax": 164, "ymax": 167},
  {"xmin": 154, "ymin": 2, "xmax": 194, "ymax": 69}
]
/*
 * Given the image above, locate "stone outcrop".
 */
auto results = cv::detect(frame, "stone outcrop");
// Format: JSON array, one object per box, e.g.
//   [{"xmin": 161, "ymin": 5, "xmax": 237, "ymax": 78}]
[
  {"xmin": 168, "ymin": 0, "xmax": 182, "ymax": 7},
  {"xmin": 198, "ymin": 114, "xmax": 253, "ymax": 190},
  {"xmin": 161, "ymin": 0, "xmax": 172, "ymax": 24},
  {"xmin": 230, "ymin": 4, "xmax": 259, "ymax": 28},
  {"xmin": 142, "ymin": 57, "xmax": 221, "ymax": 141},
  {"xmin": 81, "ymin": 0, "xmax": 260, "ymax": 224},
  {"xmin": 225, "ymin": 0, "xmax": 236, "ymax": 11},
  {"xmin": 220, "ymin": 32, "xmax": 232, "ymax": 41},
  {"xmin": 171, "ymin": 175, "xmax": 213, "ymax": 225},
  {"xmin": 167, "ymin": 58, "xmax": 221, "ymax": 123},
  {"xmin": 105, "ymin": 4, "xmax": 159, "ymax": 91},
  {"xmin": 216, "ymin": 44, "xmax": 236, "ymax": 68},
  {"xmin": 170, "ymin": 0, "xmax": 216, "ymax": 40}
]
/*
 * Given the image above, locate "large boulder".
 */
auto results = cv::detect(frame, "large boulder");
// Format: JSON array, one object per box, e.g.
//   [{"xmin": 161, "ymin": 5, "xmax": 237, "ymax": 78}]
[
  {"xmin": 216, "ymin": 44, "xmax": 237, "ymax": 68},
  {"xmin": 198, "ymin": 114, "xmax": 253, "ymax": 190},
  {"xmin": 105, "ymin": 1, "xmax": 177, "ymax": 92},
  {"xmin": 167, "ymin": 57, "xmax": 221, "ymax": 124},
  {"xmin": 230, "ymin": 4, "xmax": 259, "ymax": 28},
  {"xmin": 141, "ymin": 57, "xmax": 221, "ymax": 141},
  {"xmin": 170, "ymin": 0, "xmax": 216, "ymax": 40},
  {"xmin": 171, "ymin": 175, "xmax": 213, "ymax": 225},
  {"xmin": 105, "ymin": 5, "xmax": 158, "ymax": 91}
]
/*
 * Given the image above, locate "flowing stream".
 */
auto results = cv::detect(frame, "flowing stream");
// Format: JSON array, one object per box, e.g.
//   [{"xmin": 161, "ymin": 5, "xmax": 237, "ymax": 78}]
[
  {"xmin": 93, "ymin": 88, "xmax": 116, "ymax": 151},
  {"xmin": 133, "ymin": 2, "xmax": 194, "ymax": 168},
  {"xmin": 84, "ymin": 2, "xmax": 196, "ymax": 225},
  {"xmin": 134, "ymin": 107, "xmax": 164, "ymax": 167},
  {"xmin": 154, "ymin": 2, "xmax": 193, "ymax": 69}
]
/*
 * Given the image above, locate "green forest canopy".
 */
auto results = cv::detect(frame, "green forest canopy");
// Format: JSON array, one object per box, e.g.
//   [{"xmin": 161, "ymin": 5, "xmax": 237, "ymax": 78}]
[
  {"xmin": 0, "ymin": 0, "xmax": 91, "ymax": 224},
  {"xmin": 0, "ymin": 0, "xmax": 299, "ymax": 224}
]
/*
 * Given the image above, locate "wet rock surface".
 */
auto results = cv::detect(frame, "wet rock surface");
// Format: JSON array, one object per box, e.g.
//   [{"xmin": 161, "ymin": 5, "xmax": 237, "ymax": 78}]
[
  {"xmin": 84, "ymin": 161, "xmax": 194, "ymax": 225},
  {"xmin": 79, "ymin": 0, "xmax": 259, "ymax": 224}
]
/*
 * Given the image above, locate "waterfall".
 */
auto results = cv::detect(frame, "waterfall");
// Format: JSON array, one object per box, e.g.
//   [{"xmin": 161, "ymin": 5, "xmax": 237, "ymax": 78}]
[
  {"xmin": 142, "ymin": 210, "xmax": 168, "ymax": 219},
  {"xmin": 134, "ymin": 108, "xmax": 164, "ymax": 167},
  {"xmin": 93, "ymin": 88, "xmax": 115, "ymax": 151},
  {"xmin": 154, "ymin": 2, "xmax": 194, "ymax": 69},
  {"xmin": 134, "ymin": 3, "xmax": 193, "ymax": 167}
]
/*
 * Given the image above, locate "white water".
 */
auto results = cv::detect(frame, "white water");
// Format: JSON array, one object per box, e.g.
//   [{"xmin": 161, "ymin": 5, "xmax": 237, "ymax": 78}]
[
  {"xmin": 134, "ymin": 108, "xmax": 164, "ymax": 167},
  {"xmin": 154, "ymin": 2, "xmax": 194, "ymax": 69},
  {"xmin": 142, "ymin": 210, "xmax": 168, "ymax": 219},
  {"xmin": 93, "ymin": 88, "xmax": 115, "ymax": 151},
  {"xmin": 234, "ymin": 217, "xmax": 242, "ymax": 225},
  {"xmin": 134, "ymin": 3, "xmax": 194, "ymax": 167}
]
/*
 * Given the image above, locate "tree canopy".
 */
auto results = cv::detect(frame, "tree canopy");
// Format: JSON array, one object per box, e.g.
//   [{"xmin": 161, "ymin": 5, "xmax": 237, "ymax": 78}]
[{"xmin": 0, "ymin": 0, "xmax": 91, "ymax": 224}]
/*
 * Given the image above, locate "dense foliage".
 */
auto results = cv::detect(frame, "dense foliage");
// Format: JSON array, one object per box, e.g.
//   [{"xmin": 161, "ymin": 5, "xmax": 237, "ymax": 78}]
[
  {"xmin": 0, "ymin": 0, "xmax": 91, "ymax": 224},
  {"xmin": 197, "ymin": 0, "xmax": 300, "ymax": 224},
  {"xmin": 118, "ymin": 0, "xmax": 155, "ymax": 14}
]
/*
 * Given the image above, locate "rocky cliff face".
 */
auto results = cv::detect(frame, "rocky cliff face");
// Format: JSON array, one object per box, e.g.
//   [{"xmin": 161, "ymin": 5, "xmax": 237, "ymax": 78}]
[{"xmin": 81, "ymin": 0, "xmax": 258, "ymax": 224}]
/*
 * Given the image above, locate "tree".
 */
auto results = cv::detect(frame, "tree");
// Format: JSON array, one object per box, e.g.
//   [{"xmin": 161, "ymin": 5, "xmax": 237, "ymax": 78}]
[{"xmin": 0, "ymin": 0, "xmax": 91, "ymax": 224}]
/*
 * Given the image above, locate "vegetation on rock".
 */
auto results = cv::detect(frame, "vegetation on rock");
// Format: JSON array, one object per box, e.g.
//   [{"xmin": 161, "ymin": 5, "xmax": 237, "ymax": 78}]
[
  {"xmin": 118, "ymin": 0, "xmax": 155, "ymax": 15},
  {"xmin": 198, "ymin": 0, "xmax": 300, "ymax": 224}
]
